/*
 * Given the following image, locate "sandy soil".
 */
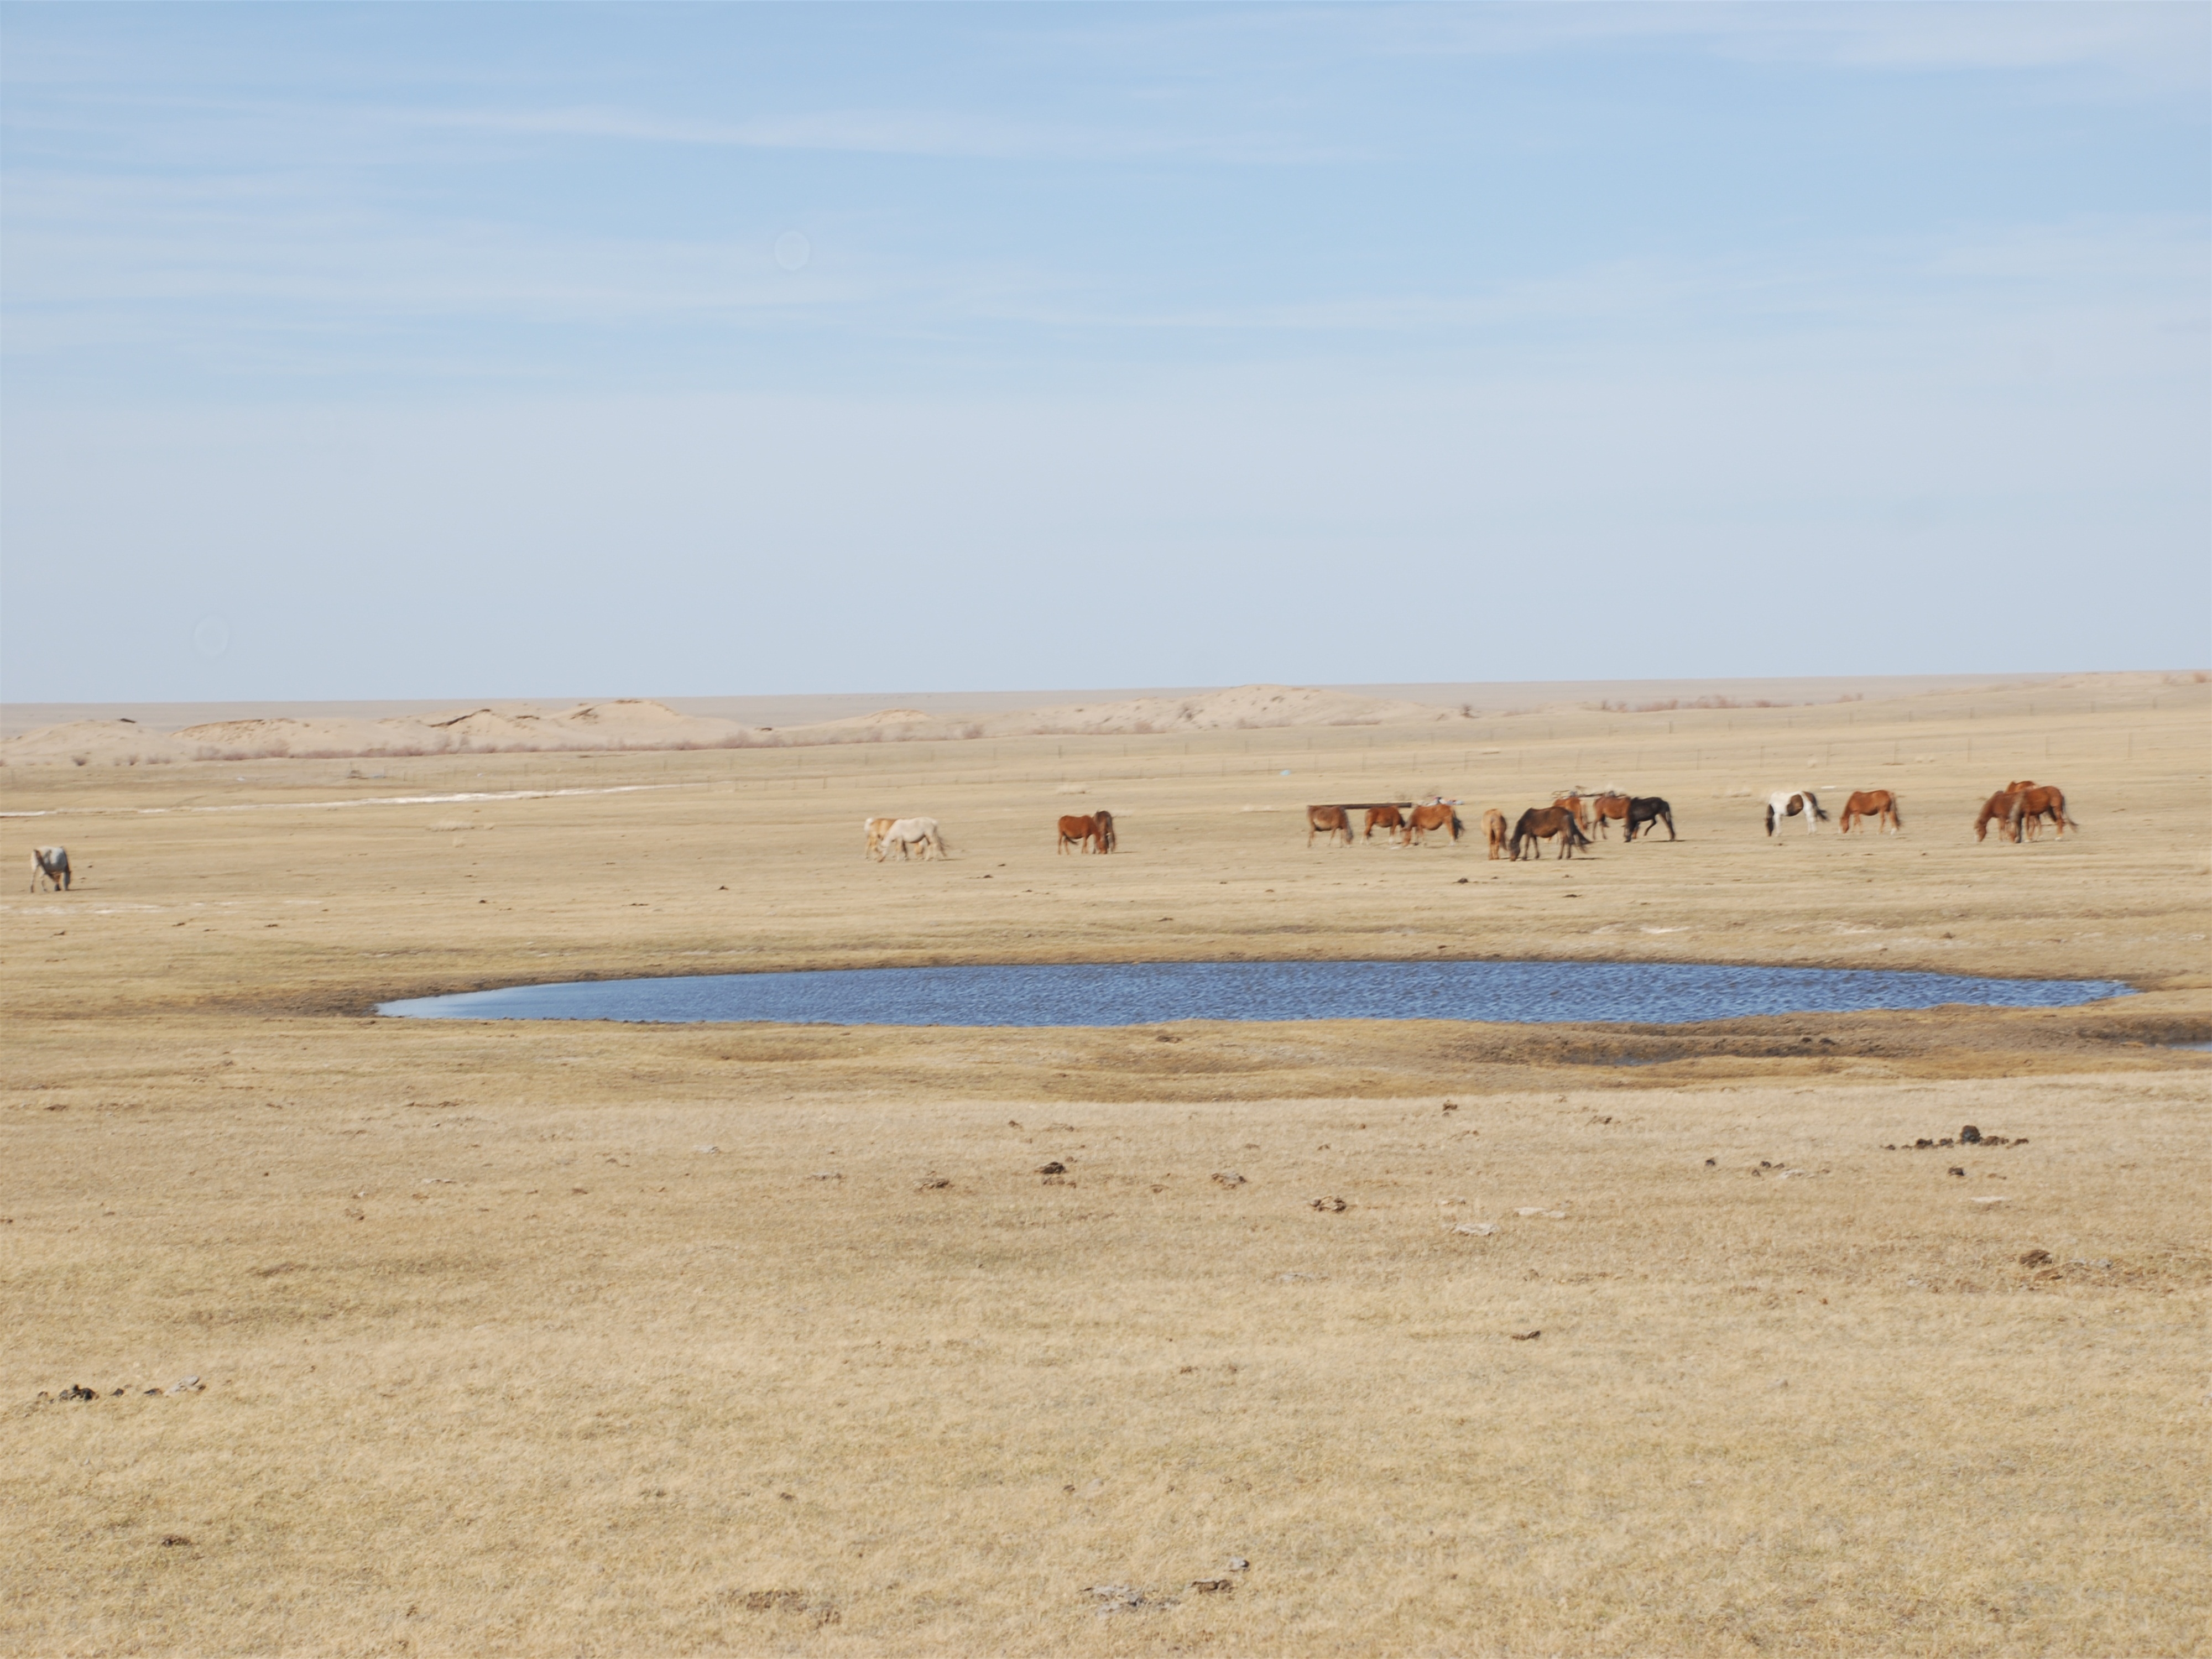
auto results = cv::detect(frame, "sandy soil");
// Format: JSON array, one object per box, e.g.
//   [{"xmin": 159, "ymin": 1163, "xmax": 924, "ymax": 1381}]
[{"xmin": 3, "ymin": 671, "xmax": 2206, "ymax": 1655}]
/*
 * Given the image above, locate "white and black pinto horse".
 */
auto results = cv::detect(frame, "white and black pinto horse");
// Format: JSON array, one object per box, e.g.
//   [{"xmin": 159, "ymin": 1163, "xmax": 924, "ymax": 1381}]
[
  {"xmin": 31, "ymin": 847, "xmax": 71, "ymax": 890},
  {"xmin": 1765, "ymin": 790, "xmax": 1829, "ymax": 836}
]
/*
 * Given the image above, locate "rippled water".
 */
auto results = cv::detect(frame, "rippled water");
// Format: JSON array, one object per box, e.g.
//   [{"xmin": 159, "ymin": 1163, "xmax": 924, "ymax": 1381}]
[{"xmin": 379, "ymin": 959, "xmax": 2130, "ymax": 1027}]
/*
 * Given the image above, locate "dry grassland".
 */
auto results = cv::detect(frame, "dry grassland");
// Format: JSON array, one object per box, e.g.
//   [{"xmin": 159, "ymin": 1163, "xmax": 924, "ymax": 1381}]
[{"xmin": 4, "ymin": 674, "xmax": 2208, "ymax": 1656}]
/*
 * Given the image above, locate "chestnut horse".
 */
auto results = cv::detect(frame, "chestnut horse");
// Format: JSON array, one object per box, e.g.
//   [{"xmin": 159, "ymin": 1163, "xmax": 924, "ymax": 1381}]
[
  {"xmin": 1553, "ymin": 794, "xmax": 1593, "ymax": 834},
  {"xmin": 1364, "ymin": 805, "xmax": 1405, "ymax": 843},
  {"xmin": 1974, "ymin": 789, "xmax": 2023, "ymax": 843},
  {"xmin": 1483, "ymin": 809, "xmax": 1509, "ymax": 859},
  {"xmin": 1307, "ymin": 805, "xmax": 1353, "ymax": 848},
  {"xmin": 2006, "ymin": 781, "xmax": 2075, "ymax": 839},
  {"xmin": 1057, "ymin": 814, "xmax": 1106, "ymax": 854},
  {"xmin": 1093, "ymin": 808, "xmax": 1117, "ymax": 852},
  {"xmin": 1587, "ymin": 794, "xmax": 1631, "ymax": 838},
  {"xmin": 1511, "ymin": 805, "xmax": 1591, "ymax": 860},
  {"xmin": 1838, "ymin": 790, "xmax": 1902, "ymax": 834},
  {"xmin": 1405, "ymin": 804, "xmax": 1463, "ymax": 845}
]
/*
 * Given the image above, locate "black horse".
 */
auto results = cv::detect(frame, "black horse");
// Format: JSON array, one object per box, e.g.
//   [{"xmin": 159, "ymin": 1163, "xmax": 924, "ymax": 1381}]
[{"xmin": 1623, "ymin": 797, "xmax": 1676, "ymax": 842}]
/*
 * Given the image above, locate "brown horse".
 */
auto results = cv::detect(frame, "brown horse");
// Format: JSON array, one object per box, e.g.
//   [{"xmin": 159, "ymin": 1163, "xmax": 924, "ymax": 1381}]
[
  {"xmin": 1511, "ymin": 805, "xmax": 1591, "ymax": 860},
  {"xmin": 1092, "ymin": 808, "xmax": 1116, "ymax": 852},
  {"xmin": 1057, "ymin": 814, "xmax": 1104, "ymax": 854},
  {"xmin": 1838, "ymin": 790, "xmax": 1902, "ymax": 834},
  {"xmin": 1405, "ymin": 804, "xmax": 1462, "ymax": 845},
  {"xmin": 1974, "ymin": 789, "xmax": 2023, "ymax": 843},
  {"xmin": 1307, "ymin": 805, "xmax": 1353, "ymax": 848},
  {"xmin": 1364, "ymin": 805, "xmax": 1405, "ymax": 844},
  {"xmin": 1587, "ymin": 793, "xmax": 1631, "ymax": 838},
  {"xmin": 2008, "ymin": 783, "xmax": 2074, "ymax": 839},
  {"xmin": 1553, "ymin": 794, "xmax": 1592, "ymax": 834},
  {"xmin": 1483, "ymin": 808, "xmax": 1509, "ymax": 859}
]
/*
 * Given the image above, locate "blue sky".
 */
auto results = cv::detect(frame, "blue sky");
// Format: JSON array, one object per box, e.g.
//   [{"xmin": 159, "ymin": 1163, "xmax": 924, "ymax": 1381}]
[{"xmin": 3, "ymin": 3, "xmax": 2205, "ymax": 702}]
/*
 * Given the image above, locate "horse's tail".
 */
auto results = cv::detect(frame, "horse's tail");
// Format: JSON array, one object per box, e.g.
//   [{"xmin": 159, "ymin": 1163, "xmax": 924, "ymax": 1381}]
[
  {"xmin": 1765, "ymin": 805, "xmax": 1776, "ymax": 837},
  {"xmin": 1890, "ymin": 798, "xmax": 1902, "ymax": 828},
  {"xmin": 1811, "ymin": 793, "xmax": 1831, "ymax": 822}
]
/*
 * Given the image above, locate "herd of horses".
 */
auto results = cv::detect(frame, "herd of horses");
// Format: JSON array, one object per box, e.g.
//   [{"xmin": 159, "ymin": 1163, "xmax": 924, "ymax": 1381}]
[
  {"xmin": 25, "ymin": 773, "xmax": 2089, "ymax": 899},
  {"xmin": 1300, "ymin": 792, "xmax": 1672, "ymax": 860},
  {"xmin": 846, "ymin": 778, "xmax": 2077, "ymax": 868}
]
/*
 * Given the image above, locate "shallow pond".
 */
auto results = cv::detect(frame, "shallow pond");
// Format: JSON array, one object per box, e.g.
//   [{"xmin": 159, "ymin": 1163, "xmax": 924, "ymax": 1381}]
[{"xmin": 378, "ymin": 959, "xmax": 2130, "ymax": 1028}]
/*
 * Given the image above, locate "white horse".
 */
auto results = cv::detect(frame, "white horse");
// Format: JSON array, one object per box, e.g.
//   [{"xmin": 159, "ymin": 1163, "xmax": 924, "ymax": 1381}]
[
  {"xmin": 876, "ymin": 817, "xmax": 947, "ymax": 861},
  {"xmin": 1765, "ymin": 790, "xmax": 1829, "ymax": 836},
  {"xmin": 31, "ymin": 847, "xmax": 70, "ymax": 890}
]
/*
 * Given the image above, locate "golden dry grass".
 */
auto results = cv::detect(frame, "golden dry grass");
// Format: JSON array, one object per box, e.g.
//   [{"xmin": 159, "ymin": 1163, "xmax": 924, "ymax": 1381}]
[{"xmin": 4, "ymin": 673, "xmax": 2208, "ymax": 1656}]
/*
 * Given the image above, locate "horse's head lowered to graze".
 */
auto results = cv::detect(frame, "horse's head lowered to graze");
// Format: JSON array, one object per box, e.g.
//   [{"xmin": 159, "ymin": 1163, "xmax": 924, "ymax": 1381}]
[
  {"xmin": 31, "ymin": 847, "xmax": 70, "ymax": 892},
  {"xmin": 1307, "ymin": 805, "xmax": 1353, "ymax": 848},
  {"xmin": 1765, "ymin": 790, "xmax": 1828, "ymax": 836},
  {"xmin": 1057, "ymin": 812, "xmax": 1114, "ymax": 854},
  {"xmin": 1509, "ymin": 806, "xmax": 1590, "ymax": 861},
  {"xmin": 1405, "ymin": 803, "xmax": 1461, "ymax": 845}
]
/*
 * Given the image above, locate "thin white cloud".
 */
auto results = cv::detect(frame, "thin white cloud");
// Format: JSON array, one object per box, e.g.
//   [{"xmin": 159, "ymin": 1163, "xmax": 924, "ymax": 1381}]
[{"xmin": 1378, "ymin": 1, "xmax": 2209, "ymax": 92}]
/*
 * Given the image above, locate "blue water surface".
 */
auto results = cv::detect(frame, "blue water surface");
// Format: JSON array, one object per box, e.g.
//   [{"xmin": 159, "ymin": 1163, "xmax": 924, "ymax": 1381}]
[{"xmin": 378, "ymin": 959, "xmax": 2130, "ymax": 1028}]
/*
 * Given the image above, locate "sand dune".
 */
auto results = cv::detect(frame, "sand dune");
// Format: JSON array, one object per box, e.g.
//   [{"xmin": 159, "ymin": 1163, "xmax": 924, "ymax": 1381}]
[
  {"xmin": 2, "ymin": 684, "xmax": 1466, "ymax": 766},
  {"xmin": 11, "ymin": 673, "xmax": 2189, "ymax": 769}
]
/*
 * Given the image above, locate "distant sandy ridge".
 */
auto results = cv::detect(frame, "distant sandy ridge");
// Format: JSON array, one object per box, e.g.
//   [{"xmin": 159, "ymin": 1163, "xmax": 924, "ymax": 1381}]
[{"xmin": 6, "ymin": 671, "xmax": 2174, "ymax": 769}]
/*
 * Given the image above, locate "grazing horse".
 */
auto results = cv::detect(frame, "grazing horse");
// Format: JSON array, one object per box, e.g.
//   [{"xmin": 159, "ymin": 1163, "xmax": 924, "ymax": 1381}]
[
  {"xmin": 1622, "ymin": 797, "xmax": 1676, "ymax": 842},
  {"xmin": 1510, "ymin": 806, "xmax": 1590, "ymax": 860},
  {"xmin": 876, "ymin": 817, "xmax": 947, "ymax": 860},
  {"xmin": 1838, "ymin": 790, "xmax": 1902, "ymax": 834},
  {"xmin": 30, "ymin": 847, "xmax": 70, "ymax": 891},
  {"xmin": 863, "ymin": 817, "xmax": 898, "ymax": 859},
  {"xmin": 1587, "ymin": 793, "xmax": 1631, "ymax": 838},
  {"xmin": 2008, "ymin": 782, "xmax": 2074, "ymax": 840},
  {"xmin": 1307, "ymin": 805, "xmax": 1353, "ymax": 848},
  {"xmin": 1364, "ymin": 805, "xmax": 1405, "ymax": 844},
  {"xmin": 1553, "ymin": 794, "xmax": 1593, "ymax": 834},
  {"xmin": 2016, "ymin": 787, "xmax": 2072, "ymax": 839},
  {"xmin": 1974, "ymin": 790, "xmax": 2025, "ymax": 843},
  {"xmin": 1057, "ymin": 814, "xmax": 1102, "ymax": 854},
  {"xmin": 1405, "ymin": 804, "xmax": 1463, "ymax": 845},
  {"xmin": 1093, "ymin": 808, "xmax": 1116, "ymax": 853},
  {"xmin": 1482, "ymin": 809, "xmax": 1509, "ymax": 859},
  {"xmin": 1765, "ymin": 790, "xmax": 1829, "ymax": 836}
]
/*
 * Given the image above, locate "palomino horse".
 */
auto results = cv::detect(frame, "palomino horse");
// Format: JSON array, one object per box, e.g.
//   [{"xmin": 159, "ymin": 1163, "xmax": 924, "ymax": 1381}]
[
  {"xmin": 1482, "ymin": 810, "xmax": 1509, "ymax": 859},
  {"xmin": 1838, "ymin": 790, "xmax": 1902, "ymax": 834},
  {"xmin": 1057, "ymin": 814, "xmax": 1105, "ymax": 854},
  {"xmin": 1622, "ymin": 797, "xmax": 1676, "ymax": 842},
  {"xmin": 1975, "ymin": 789, "xmax": 2023, "ymax": 843},
  {"xmin": 31, "ymin": 847, "xmax": 70, "ymax": 891},
  {"xmin": 1364, "ymin": 805, "xmax": 1405, "ymax": 844},
  {"xmin": 1765, "ymin": 790, "xmax": 1829, "ymax": 836},
  {"xmin": 1510, "ymin": 806, "xmax": 1591, "ymax": 860},
  {"xmin": 1405, "ymin": 804, "xmax": 1462, "ymax": 845},
  {"xmin": 875, "ymin": 817, "xmax": 948, "ymax": 860},
  {"xmin": 1307, "ymin": 805, "xmax": 1353, "ymax": 848},
  {"xmin": 2005, "ymin": 781, "xmax": 2075, "ymax": 839},
  {"xmin": 1587, "ymin": 794, "xmax": 1631, "ymax": 838}
]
